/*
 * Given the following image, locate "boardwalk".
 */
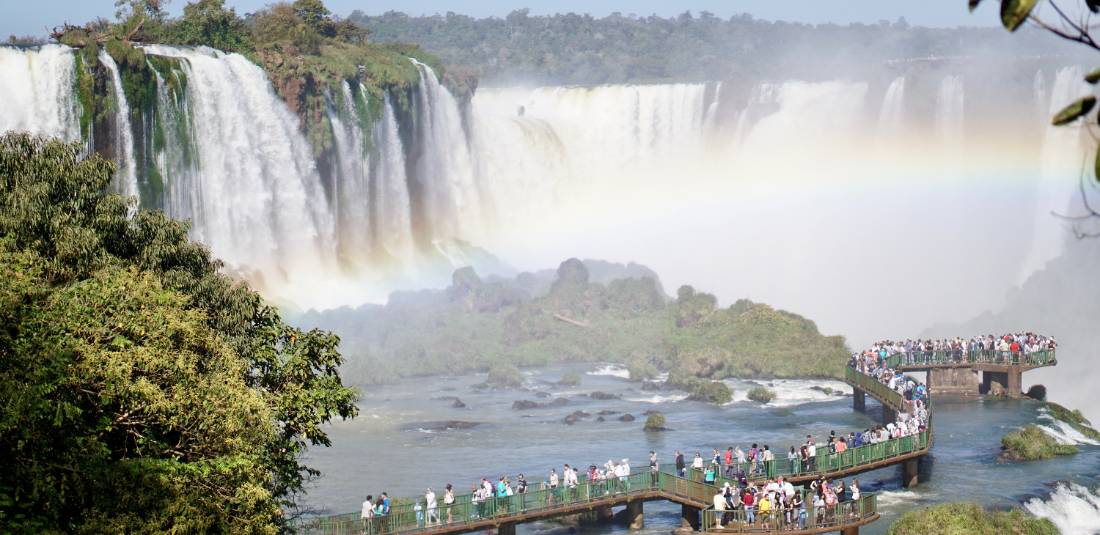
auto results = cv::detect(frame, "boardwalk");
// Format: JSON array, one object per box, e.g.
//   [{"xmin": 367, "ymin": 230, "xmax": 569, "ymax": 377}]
[
  {"xmin": 886, "ymin": 349, "xmax": 1055, "ymax": 398},
  {"xmin": 297, "ymin": 361, "xmax": 934, "ymax": 535}
]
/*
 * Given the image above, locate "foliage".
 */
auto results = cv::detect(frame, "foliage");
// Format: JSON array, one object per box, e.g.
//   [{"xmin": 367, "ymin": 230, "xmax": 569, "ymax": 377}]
[
  {"xmin": 0, "ymin": 133, "xmax": 358, "ymax": 531},
  {"xmin": 1000, "ymin": 424, "xmax": 1078, "ymax": 461},
  {"xmin": 558, "ymin": 371, "xmax": 582, "ymax": 386},
  {"xmin": 351, "ymin": 9, "xmax": 1068, "ymax": 85},
  {"xmin": 1045, "ymin": 402, "xmax": 1100, "ymax": 441},
  {"xmin": 747, "ymin": 386, "xmax": 776, "ymax": 404},
  {"xmin": 886, "ymin": 502, "xmax": 1058, "ymax": 535},
  {"xmin": 485, "ymin": 363, "xmax": 524, "ymax": 388},
  {"xmin": 164, "ymin": 0, "xmax": 252, "ymax": 54},
  {"xmin": 299, "ymin": 258, "xmax": 850, "ymax": 397},
  {"xmin": 644, "ymin": 412, "xmax": 668, "ymax": 431}
]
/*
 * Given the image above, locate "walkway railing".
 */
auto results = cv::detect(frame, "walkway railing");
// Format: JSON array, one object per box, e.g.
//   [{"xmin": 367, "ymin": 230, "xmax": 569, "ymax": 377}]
[
  {"xmin": 297, "ymin": 472, "xmax": 681, "ymax": 535},
  {"xmin": 883, "ymin": 349, "xmax": 1055, "ymax": 368},
  {"xmin": 700, "ymin": 494, "xmax": 878, "ymax": 533},
  {"xmin": 299, "ymin": 366, "xmax": 930, "ymax": 534}
]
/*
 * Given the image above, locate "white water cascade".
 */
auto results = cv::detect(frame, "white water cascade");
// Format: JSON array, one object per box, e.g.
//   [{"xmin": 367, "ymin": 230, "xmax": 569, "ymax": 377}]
[
  {"xmin": 877, "ymin": 77, "xmax": 906, "ymax": 136},
  {"xmin": 374, "ymin": 93, "xmax": 415, "ymax": 265},
  {"xmin": 98, "ymin": 50, "xmax": 139, "ymax": 199},
  {"xmin": 0, "ymin": 45, "xmax": 81, "ymax": 142},
  {"xmin": 326, "ymin": 81, "xmax": 373, "ymax": 267},
  {"xmin": 141, "ymin": 45, "xmax": 336, "ymax": 304},
  {"xmin": 935, "ymin": 75, "xmax": 965, "ymax": 148}
]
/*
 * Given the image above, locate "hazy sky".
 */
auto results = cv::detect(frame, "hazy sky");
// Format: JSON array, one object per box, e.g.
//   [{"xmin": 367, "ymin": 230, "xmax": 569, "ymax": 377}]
[{"xmin": 2, "ymin": 1, "xmax": 1004, "ymax": 39}]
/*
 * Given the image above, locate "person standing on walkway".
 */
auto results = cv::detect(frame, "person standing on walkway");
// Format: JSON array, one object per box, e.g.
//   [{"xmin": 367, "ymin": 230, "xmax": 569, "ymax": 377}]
[
  {"xmin": 675, "ymin": 450, "xmax": 686, "ymax": 477},
  {"xmin": 361, "ymin": 495, "xmax": 374, "ymax": 532},
  {"xmin": 425, "ymin": 487, "xmax": 438, "ymax": 526},
  {"xmin": 444, "ymin": 484, "xmax": 455, "ymax": 524},
  {"xmin": 650, "ymin": 451, "xmax": 659, "ymax": 485}
]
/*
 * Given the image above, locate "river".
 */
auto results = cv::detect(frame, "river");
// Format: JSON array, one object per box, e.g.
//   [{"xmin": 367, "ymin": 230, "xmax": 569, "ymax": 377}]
[{"xmin": 301, "ymin": 364, "xmax": 1100, "ymax": 534}]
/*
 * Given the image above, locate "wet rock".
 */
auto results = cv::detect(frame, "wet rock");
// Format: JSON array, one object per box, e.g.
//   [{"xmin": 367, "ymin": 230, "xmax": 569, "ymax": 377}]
[
  {"xmin": 641, "ymin": 381, "xmax": 662, "ymax": 391},
  {"xmin": 548, "ymin": 397, "xmax": 571, "ymax": 407},
  {"xmin": 570, "ymin": 410, "xmax": 591, "ymax": 418},
  {"xmin": 589, "ymin": 391, "xmax": 621, "ymax": 400},
  {"xmin": 400, "ymin": 421, "xmax": 482, "ymax": 432},
  {"xmin": 512, "ymin": 400, "xmax": 541, "ymax": 410},
  {"xmin": 452, "ymin": 398, "xmax": 467, "ymax": 409},
  {"xmin": 597, "ymin": 410, "xmax": 620, "ymax": 415},
  {"xmin": 534, "ymin": 391, "xmax": 552, "ymax": 398},
  {"xmin": 618, "ymin": 414, "xmax": 636, "ymax": 422},
  {"xmin": 1026, "ymin": 384, "xmax": 1047, "ymax": 401},
  {"xmin": 563, "ymin": 413, "xmax": 580, "ymax": 425},
  {"xmin": 596, "ymin": 416, "xmax": 606, "ymax": 422}
]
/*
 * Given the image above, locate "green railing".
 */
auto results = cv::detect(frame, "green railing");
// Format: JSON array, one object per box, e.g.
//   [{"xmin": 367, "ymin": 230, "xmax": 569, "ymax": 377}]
[
  {"xmin": 299, "ymin": 368, "xmax": 926, "ymax": 534},
  {"xmin": 699, "ymin": 493, "xmax": 877, "ymax": 533},
  {"xmin": 882, "ymin": 349, "xmax": 1055, "ymax": 368},
  {"xmin": 295, "ymin": 471, "xmax": 676, "ymax": 535}
]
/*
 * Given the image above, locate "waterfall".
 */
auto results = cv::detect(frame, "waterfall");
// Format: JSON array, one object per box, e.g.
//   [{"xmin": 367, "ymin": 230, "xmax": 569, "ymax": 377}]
[
  {"xmin": 935, "ymin": 75, "xmax": 965, "ymax": 147},
  {"xmin": 98, "ymin": 51, "xmax": 139, "ymax": 199},
  {"xmin": 0, "ymin": 45, "xmax": 81, "ymax": 142},
  {"xmin": 140, "ymin": 45, "xmax": 336, "ymax": 302},
  {"xmin": 326, "ymin": 81, "xmax": 373, "ymax": 267},
  {"xmin": 877, "ymin": 77, "xmax": 906, "ymax": 135},
  {"xmin": 374, "ymin": 93, "xmax": 414, "ymax": 264},
  {"xmin": 410, "ymin": 58, "xmax": 484, "ymax": 246}
]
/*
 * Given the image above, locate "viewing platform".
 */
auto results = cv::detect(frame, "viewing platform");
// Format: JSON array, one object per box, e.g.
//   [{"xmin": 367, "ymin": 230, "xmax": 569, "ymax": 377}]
[
  {"xmin": 882, "ymin": 349, "xmax": 1055, "ymax": 398},
  {"xmin": 296, "ymin": 364, "xmax": 929, "ymax": 535}
]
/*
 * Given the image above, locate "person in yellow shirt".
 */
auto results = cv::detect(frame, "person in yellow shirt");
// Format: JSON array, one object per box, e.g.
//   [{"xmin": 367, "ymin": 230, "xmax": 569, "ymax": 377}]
[{"xmin": 757, "ymin": 493, "xmax": 773, "ymax": 530}]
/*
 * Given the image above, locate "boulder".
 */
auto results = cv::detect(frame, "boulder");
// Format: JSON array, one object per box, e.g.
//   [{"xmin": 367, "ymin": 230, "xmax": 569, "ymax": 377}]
[
  {"xmin": 641, "ymin": 381, "xmax": 662, "ymax": 391},
  {"xmin": 618, "ymin": 413, "xmax": 636, "ymax": 422},
  {"xmin": 512, "ymin": 400, "xmax": 540, "ymax": 410},
  {"xmin": 452, "ymin": 398, "xmax": 467, "ymax": 409},
  {"xmin": 597, "ymin": 410, "xmax": 620, "ymax": 415},
  {"xmin": 589, "ymin": 391, "xmax": 621, "ymax": 400},
  {"xmin": 1026, "ymin": 384, "xmax": 1047, "ymax": 401}
]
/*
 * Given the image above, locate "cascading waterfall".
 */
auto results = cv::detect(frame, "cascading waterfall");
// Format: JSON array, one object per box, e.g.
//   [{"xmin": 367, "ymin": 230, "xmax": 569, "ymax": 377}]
[
  {"xmin": 0, "ymin": 45, "xmax": 81, "ymax": 141},
  {"xmin": 141, "ymin": 45, "xmax": 336, "ymax": 303},
  {"xmin": 877, "ymin": 77, "xmax": 906, "ymax": 136},
  {"xmin": 410, "ymin": 58, "xmax": 485, "ymax": 247},
  {"xmin": 935, "ymin": 75, "xmax": 965, "ymax": 147},
  {"xmin": 374, "ymin": 93, "xmax": 415, "ymax": 265},
  {"xmin": 98, "ymin": 50, "xmax": 139, "ymax": 199},
  {"xmin": 326, "ymin": 81, "xmax": 373, "ymax": 267}
]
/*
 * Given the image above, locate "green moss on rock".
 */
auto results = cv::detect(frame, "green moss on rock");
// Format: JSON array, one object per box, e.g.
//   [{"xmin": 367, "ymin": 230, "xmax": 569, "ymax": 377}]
[
  {"xmin": 886, "ymin": 503, "xmax": 1057, "ymax": 535},
  {"xmin": 1000, "ymin": 424, "xmax": 1077, "ymax": 461}
]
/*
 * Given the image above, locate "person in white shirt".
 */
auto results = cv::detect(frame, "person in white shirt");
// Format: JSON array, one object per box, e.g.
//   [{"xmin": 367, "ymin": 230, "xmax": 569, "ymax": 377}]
[
  {"xmin": 692, "ymin": 452, "xmax": 704, "ymax": 470},
  {"xmin": 362, "ymin": 494, "xmax": 374, "ymax": 530},
  {"xmin": 713, "ymin": 491, "xmax": 727, "ymax": 528},
  {"xmin": 425, "ymin": 488, "xmax": 438, "ymax": 526}
]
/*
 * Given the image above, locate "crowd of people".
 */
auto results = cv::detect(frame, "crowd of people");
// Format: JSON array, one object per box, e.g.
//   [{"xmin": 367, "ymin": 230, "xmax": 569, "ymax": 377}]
[
  {"xmin": 868, "ymin": 333, "xmax": 1056, "ymax": 365},
  {"xmin": 359, "ymin": 340, "xmax": 954, "ymax": 531}
]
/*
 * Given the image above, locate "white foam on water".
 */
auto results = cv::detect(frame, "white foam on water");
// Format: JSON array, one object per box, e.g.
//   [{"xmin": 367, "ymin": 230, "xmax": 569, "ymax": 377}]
[
  {"xmin": 625, "ymin": 394, "xmax": 689, "ymax": 404},
  {"xmin": 1024, "ymin": 483, "xmax": 1100, "ymax": 534},
  {"xmin": 1037, "ymin": 409, "xmax": 1100, "ymax": 446},
  {"xmin": 875, "ymin": 490, "xmax": 924, "ymax": 508},
  {"xmin": 722, "ymin": 378, "xmax": 851, "ymax": 407},
  {"xmin": 586, "ymin": 365, "xmax": 631, "ymax": 380}
]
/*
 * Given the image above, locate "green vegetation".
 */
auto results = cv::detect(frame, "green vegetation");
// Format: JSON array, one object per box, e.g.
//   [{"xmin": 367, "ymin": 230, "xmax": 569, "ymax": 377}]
[
  {"xmin": 0, "ymin": 133, "xmax": 357, "ymax": 532},
  {"xmin": 301, "ymin": 259, "xmax": 849, "ymax": 401},
  {"xmin": 886, "ymin": 502, "xmax": 1057, "ymax": 535},
  {"xmin": 558, "ymin": 371, "xmax": 582, "ymax": 386},
  {"xmin": 54, "ymin": 0, "xmax": 447, "ymax": 162},
  {"xmin": 1000, "ymin": 425, "xmax": 1078, "ymax": 461},
  {"xmin": 644, "ymin": 412, "xmax": 668, "ymax": 431},
  {"xmin": 747, "ymin": 386, "xmax": 776, "ymax": 404},
  {"xmin": 484, "ymin": 363, "xmax": 524, "ymax": 388},
  {"xmin": 1045, "ymin": 402, "xmax": 1100, "ymax": 441},
  {"xmin": 352, "ymin": 9, "xmax": 1069, "ymax": 85}
]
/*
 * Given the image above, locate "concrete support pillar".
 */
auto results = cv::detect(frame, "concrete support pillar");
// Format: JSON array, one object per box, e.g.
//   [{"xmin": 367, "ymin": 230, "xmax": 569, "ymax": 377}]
[
  {"xmin": 903, "ymin": 458, "xmax": 919, "ymax": 488},
  {"xmin": 595, "ymin": 506, "xmax": 614, "ymax": 522},
  {"xmin": 681, "ymin": 504, "xmax": 701, "ymax": 531},
  {"xmin": 625, "ymin": 501, "xmax": 644, "ymax": 530},
  {"xmin": 1007, "ymin": 367, "xmax": 1022, "ymax": 398},
  {"xmin": 497, "ymin": 523, "xmax": 516, "ymax": 535},
  {"xmin": 853, "ymin": 388, "xmax": 866, "ymax": 412},
  {"xmin": 841, "ymin": 526, "xmax": 860, "ymax": 535}
]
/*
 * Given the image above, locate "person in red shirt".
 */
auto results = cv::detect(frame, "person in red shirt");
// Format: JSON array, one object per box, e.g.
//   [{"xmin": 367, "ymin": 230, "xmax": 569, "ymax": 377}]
[{"xmin": 724, "ymin": 447, "xmax": 734, "ymax": 477}]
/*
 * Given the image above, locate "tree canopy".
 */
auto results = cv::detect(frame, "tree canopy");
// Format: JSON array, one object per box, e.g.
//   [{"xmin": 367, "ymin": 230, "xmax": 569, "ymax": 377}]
[{"xmin": 0, "ymin": 133, "xmax": 358, "ymax": 532}]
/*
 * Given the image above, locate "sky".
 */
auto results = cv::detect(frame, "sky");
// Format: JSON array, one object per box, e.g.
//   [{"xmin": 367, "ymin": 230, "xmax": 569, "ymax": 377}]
[{"xmin": 1, "ymin": 0, "xmax": 1006, "ymax": 39}]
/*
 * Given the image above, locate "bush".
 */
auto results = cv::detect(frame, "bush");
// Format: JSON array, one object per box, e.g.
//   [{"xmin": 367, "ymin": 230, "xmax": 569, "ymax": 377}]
[
  {"xmin": 558, "ymin": 371, "xmax": 581, "ymax": 386},
  {"xmin": 486, "ymin": 363, "xmax": 523, "ymax": 388},
  {"xmin": 886, "ymin": 502, "xmax": 1058, "ymax": 535},
  {"xmin": 1000, "ymin": 425, "xmax": 1077, "ymax": 461},
  {"xmin": 644, "ymin": 412, "xmax": 667, "ymax": 431},
  {"xmin": 690, "ymin": 380, "xmax": 732, "ymax": 404},
  {"xmin": 747, "ymin": 386, "xmax": 776, "ymax": 404}
]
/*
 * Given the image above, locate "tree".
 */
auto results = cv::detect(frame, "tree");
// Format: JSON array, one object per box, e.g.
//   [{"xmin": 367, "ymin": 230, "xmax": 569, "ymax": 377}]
[
  {"xmin": 293, "ymin": 0, "xmax": 336, "ymax": 37},
  {"xmin": 976, "ymin": 0, "xmax": 1100, "ymax": 236},
  {"xmin": 0, "ymin": 133, "xmax": 358, "ymax": 530},
  {"xmin": 169, "ymin": 0, "xmax": 252, "ymax": 54}
]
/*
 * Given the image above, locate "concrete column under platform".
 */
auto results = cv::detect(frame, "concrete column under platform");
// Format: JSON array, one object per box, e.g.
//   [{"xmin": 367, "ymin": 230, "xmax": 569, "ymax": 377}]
[
  {"xmin": 595, "ymin": 505, "xmax": 614, "ymax": 522},
  {"xmin": 928, "ymin": 368, "xmax": 980, "ymax": 397},
  {"xmin": 681, "ymin": 504, "xmax": 701, "ymax": 531},
  {"xmin": 853, "ymin": 388, "xmax": 866, "ymax": 411},
  {"xmin": 625, "ymin": 500, "xmax": 643, "ymax": 529},
  {"xmin": 902, "ymin": 458, "xmax": 919, "ymax": 488},
  {"xmin": 982, "ymin": 367, "xmax": 1023, "ymax": 398},
  {"xmin": 841, "ymin": 525, "xmax": 861, "ymax": 535},
  {"xmin": 497, "ymin": 523, "xmax": 516, "ymax": 535}
]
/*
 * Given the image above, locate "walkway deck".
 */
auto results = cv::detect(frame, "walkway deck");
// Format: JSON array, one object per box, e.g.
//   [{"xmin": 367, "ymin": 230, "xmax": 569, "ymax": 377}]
[{"xmin": 296, "ymin": 365, "xmax": 929, "ymax": 535}]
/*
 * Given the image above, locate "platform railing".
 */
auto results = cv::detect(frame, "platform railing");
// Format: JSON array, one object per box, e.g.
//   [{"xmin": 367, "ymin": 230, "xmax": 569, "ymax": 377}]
[
  {"xmin": 882, "ymin": 349, "xmax": 1055, "ymax": 368},
  {"xmin": 699, "ymin": 493, "xmax": 877, "ymax": 533}
]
